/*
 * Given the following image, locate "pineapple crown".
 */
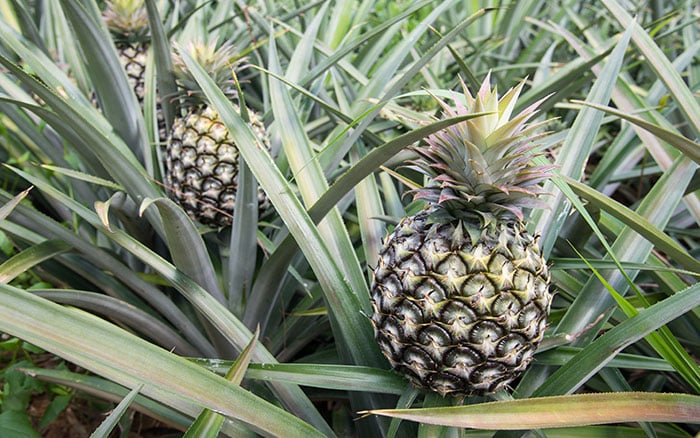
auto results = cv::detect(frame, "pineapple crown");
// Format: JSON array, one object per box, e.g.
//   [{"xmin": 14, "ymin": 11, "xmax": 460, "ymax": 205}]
[
  {"xmin": 103, "ymin": 0, "xmax": 150, "ymax": 43},
  {"xmin": 410, "ymin": 74, "xmax": 555, "ymax": 223},
  {"xmin": 172, "ymin": 39, "xmax": 246, "ymax": 106}
]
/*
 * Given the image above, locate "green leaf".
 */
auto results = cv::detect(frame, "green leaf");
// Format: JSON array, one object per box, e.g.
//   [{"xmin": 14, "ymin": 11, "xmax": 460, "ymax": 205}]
[
  {"xmin": 141, "ymin": 197, "xmax": 226, "ymax": 305},
  {"xmin": 0, "ymin": 83, "xmax": 163, "ymax": 237},
  {"xmin": 226, "ymin": 157, "xmax": 259, "ymax": 314},
  {"xmin": 0, "ymin": 172, "xmax": 331, "ymax": 434},
  {"xmin": 0, "ymin": 187, "xmax": 30, "ymax": 221},
  {"xmin": 0, "ymin": 239, "xmax": 71, "ymax": 284},
  {"xmin": 20, "ymin": 367, "xmax": 191, "ymax": 429},
  {"xmin": 193, "ymin": 361, "xmax": 408, "ymax": 395},
  {"xmin": 267, "ymin": 36, "xmax": 375, "ymax": 355},
  {"xmin": 0, "ymin": 186, "xmax": 217, "ymax": 358},
  {"xmin": 533, "ymin": 22, "xmax": 633, "ymax": 256},
  {"xmin": 31, "ymin": 289, "xmax": 198, "ymax": 356},
  {"xmin": 534, "ymin": 281, "xmax": 700, "ymax": 396},
  {"xmin": 535, "ymin": 346, "xmax": 676, "ymax": 372},
  {"xmin": 570, "ymin": 100, "xmax": 700, "ymax": 165},
  {"xmin": 563, "ymin": 176, "xmax": 700, "ymax": 273},
  {"xmin": 37, "ymin": 394, "xmax": 72, "ymax": 429},
  {"xmin": 321, "ymin": 6, "xmax": 488, "ymax": 171},
  {"xmin": 90, "ymin": 384, "xmax": 144, "ymax": 438},
  {"xmin": 39, "ymin": 165, "xmax": 123, "ymax": 191},
  {"xmin": 602, "ymin": 0, "xmax": 700, "ymax": 137},
  {"xmin": 144, "ymin": 0, "xmax": 177, "ymax": 133},
  {"xmin": 184, "ymin": 328, "xmax": 259, "ymax": 438},
  {"xmin": 59, "ymin": 0, "xmax": 148, "ymax": 160},
  {"xmin": 0, "ymin": 411, "xmax": 40, "ymax": 438},
  {"xmin": 569, "ymin": 247, "xmax": 700, "ymax": 393},
  {"xmin": 361, "ymin": 392, "xmax": 700, "ymax": 429},
  {"xmin": 0, "ymin": 284, "xmax": 325, "ymax": 438}
]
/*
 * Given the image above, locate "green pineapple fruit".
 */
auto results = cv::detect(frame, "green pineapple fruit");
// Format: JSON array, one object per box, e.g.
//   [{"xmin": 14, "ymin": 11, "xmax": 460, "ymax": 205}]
[
  {"xmin": 165, "ymin": 41, "xmax": 270, "ymax": 227},
  {"xmin": 371, "ymin": 76, "xmax": 554, "ymax": 397},
  {"xmin": 102, "ymin": 0, "xmax": 150, "ymax": 103},
  {"xmin": 103, "ymin": 0, "xmax": 168, "ymax": 143}
]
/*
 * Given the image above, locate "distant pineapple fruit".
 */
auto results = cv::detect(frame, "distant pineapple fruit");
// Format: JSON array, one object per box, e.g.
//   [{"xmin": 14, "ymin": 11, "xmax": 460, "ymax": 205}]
[
  {"xmin": 371, "ymin": 76, "xmax": 554, "ymax": 397},
  {"xmin": 165, "ymin": 40, "xmax": 269, "ymax": 227},
  {"xmin": 102, "ymin": 0, "xmax": 166, "ymax": 142},
  {"xmin": 103, "ymin": 0, "xmax": 150, "ymax": 103}
]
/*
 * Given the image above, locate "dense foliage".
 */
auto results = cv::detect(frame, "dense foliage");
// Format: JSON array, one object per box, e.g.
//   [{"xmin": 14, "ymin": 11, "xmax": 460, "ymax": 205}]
[{"xmin": 0, "ymin": 0, "xmax": 698, "ymax": 436}]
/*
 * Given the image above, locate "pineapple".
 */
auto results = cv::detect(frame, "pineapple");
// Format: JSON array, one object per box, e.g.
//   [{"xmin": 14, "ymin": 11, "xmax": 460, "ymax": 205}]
[
  {"xmin": 370, "ymin": 76, "xmax": 554, "ymax": 397},
  {"xmin": 102, "ymin": 0, "xmax": 150, "ymax": 103},
  {"xmin": 103, "ymin": 0, "xmax": 168, "ymax": 143},
  {"xmin": 165, "ymin": 41, "xmax": 270, "ymax": 227}
]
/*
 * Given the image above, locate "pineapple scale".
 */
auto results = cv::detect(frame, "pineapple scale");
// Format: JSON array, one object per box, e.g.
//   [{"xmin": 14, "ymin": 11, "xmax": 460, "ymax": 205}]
[{"xmin": 371, "ymin": 207, "xmax": 552, "ymax": 397}]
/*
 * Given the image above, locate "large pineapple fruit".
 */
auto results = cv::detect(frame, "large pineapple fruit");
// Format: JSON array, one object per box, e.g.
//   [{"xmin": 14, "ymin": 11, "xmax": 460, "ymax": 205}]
[
  {"xmin": 165, "ymin": 41, "xmax": 270, "ymax": 227},
  {"xmin": 370, "ymin": 76, "xmax": 554, "ymax": 397}
]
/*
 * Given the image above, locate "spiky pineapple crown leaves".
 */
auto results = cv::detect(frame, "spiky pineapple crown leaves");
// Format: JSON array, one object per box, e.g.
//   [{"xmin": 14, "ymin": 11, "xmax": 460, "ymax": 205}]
[
  {"xmin": 172, "ymin": 39, "xmax": 246, "ymax": 106},
  {"xmin": 103, "ymin": 0, "xmax": 149, "ymax": 43},
  {"xmin": 409, "ymin": 75, "xmax": 556, "ymax": 223}
]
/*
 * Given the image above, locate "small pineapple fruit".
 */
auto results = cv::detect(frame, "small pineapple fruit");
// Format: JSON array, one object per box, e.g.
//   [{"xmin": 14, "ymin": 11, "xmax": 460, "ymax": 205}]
[
  {"xmin": 370, "ymin": 76, "xmax": 554, "ymax": 397},
  {"xmin": 103, "ymin": 0, "xmax": 167, "ymax": 143},
  {"xmin": 165, "ymin": 41, "xmax": 270, "ymax": 227},
  {"xmin": 103, "ymin": 0, "xmax": 150, "ymax": 103}
]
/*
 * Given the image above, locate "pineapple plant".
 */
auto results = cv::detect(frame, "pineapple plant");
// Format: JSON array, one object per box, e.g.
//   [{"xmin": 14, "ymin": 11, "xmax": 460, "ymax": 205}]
[
  {"xmin": 165, "ymin": 40, "xmax": 270, "ymax": 227},
  {"xmin": 371, "ymin": 76, "xmax": 554, "ymax": 397}
]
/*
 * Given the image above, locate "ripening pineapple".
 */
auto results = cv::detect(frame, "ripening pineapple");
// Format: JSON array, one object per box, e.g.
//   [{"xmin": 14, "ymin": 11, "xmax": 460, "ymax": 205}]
[
  {"xmin": 370, "ymin": 76, "xmax": 554, "ymax": 397},
  {"xmin": 103, "ymin": 0, "xmax": 149, "ymax": 103},
  {"xmin": 102, "ymin": 0, "xmax": 168, "ymax": 143},
  {"xmin": 165, "ymin": 41, "xmax": 270, "ymax": 227}
]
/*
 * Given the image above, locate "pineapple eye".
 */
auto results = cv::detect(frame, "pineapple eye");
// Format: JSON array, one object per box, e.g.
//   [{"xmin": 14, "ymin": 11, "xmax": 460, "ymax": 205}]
[
  {"xmin": 217, "ymin": 144, "xmax": 238, "ymax": 161},
  {"xmin": 495, "ymin": 333, "xmax": 528, "ymax": 358},
  {"xmin": 462, "ymin": 273, "xmax": 496, "ymax": 298},
  {"xmin": 413, "ymin": 278, "xmax": 447, "ymax": 302},
  {"xmin": 399, "ymin": 254, "xmax": 426, "ymax": 276},
  {"xmin": 376, "ymin": 316, "xmax": 404, "ymax": 351},
  {"xmin": 374, "ymin": 274, "xmax": 402, "ymax": 300},
  {"xmin": 427, "ymin": 373, "xmax": 464, "ymax": 395},
  {"xmin": 197, "ymin": 135, "xmax": 217, "ymax": 154},
  {"xmin": 469, "ymin": 320, "xmax": 504, "ymax": 344},
  {"xmin": 491, "ymin": 293, "xmax": 519, "ymax": 316},
  {"xmin": 218, "ymin": 190, "xmax": 235, "ymax": 210},
  {"xmin": 487, "ymin": 253, "xmax": 511, "ymax": 274},
  {"xmin": 517, "ymin": 302, "xmax": 541, "ymax": 328},
  {"xmin": 195, "ymin": 154, "xmax": 217, "ymax": 175},
  {"xmin": 445, "ymin": 346, "xmax": 482, "ymax": 368},
  {"xmin": 470, "ymin": 362, "xmax": 508, "ymax": 387},
  {"xmin": 435, "ymin": 254, "xmax": 467, "ymax": 276},
  {"xmin": 181, "ymin": 146, "xmax": 198, "ymax": 166},
  {"xmin": 184, "ymin": 168, "xmax": 203, "ymax": 188},
  {"xmin": 512, "ymin": 270, "xmax": 534, "ymax": 291},
  {"xmin": 402, "ymin": 345, "xmax": 437, "ymax": 375},
  {"xmin": 214, "ymin": 162, "xmax": 236, "ymax": 180},
  {"xmin": 418, "ymin": 324, "xmax": 452, "ymax": 348},
  {"xmin": 395, "ymin": 299, "xmax": 423, "ymax": 323},
  {"xmin": 440, "ymin": 300, "xmax": 476, "ymax": 325}
]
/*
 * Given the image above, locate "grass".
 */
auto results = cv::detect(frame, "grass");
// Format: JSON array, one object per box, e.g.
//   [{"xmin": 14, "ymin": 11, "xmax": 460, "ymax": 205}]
[{"xmin": 0, "ymin": 0, "xmax": 698, "ymax": 436}]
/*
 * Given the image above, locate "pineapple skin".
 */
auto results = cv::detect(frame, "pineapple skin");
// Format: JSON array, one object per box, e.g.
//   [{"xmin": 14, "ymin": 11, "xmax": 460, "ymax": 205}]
[
  {"xmin": 115, "ymin": 42, "xmax": 147, "ymax": 102},
  {"xmin": 165, "ymin": 105, "xmax": 268, "ymax": 227},
  {"xmin": 370, "ymin": 208, "xmax": 552, "ymax": 397}
]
